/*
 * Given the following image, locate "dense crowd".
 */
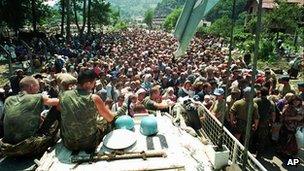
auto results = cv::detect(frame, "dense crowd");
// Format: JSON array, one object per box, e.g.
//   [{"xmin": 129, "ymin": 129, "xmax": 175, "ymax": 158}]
[{"xmin": 0, "ymin": 28, "xmax": 303, "ymax": 159}]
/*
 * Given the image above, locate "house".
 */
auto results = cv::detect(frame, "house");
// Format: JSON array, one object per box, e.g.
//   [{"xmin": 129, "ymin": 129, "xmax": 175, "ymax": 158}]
[{"xmin": 246, "ymin": 0, "xmax": 304, "ymax": 14}]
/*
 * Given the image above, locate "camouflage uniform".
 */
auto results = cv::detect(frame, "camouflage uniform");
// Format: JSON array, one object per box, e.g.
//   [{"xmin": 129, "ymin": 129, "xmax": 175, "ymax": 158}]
[
  {"xmin": 0, "ymin": 93, "xmax": 58, "ymax": 157},
  {"xmin": 142, "ymin": 96, "xmax": 158, "ymax": 111},
  {"xmin": 59, "ymin": 89, "xmax": 108, "ymax": 151}
]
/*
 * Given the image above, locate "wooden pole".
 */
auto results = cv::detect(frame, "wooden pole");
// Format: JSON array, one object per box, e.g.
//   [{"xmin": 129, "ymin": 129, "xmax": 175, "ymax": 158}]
[{"xmin": 242, "ymin": 0, "xmax": 263, "ymax": 170}]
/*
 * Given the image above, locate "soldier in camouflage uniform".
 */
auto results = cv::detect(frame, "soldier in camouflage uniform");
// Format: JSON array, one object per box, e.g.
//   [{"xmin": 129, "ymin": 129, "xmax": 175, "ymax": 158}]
[
  {"xmin": 143, "ymin": 85, "xmax": 174, "ymax": 111},
  {"xmin": 0, "ymin": 76, "xmax": 60, "ymax": 157},
  {"xmin": 59, "ymin": 69, "xmax": 115, "ymax": 152}
]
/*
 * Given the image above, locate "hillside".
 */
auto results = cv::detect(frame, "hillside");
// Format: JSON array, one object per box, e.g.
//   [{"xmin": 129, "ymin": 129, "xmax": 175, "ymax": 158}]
[
  {"xmin": 107, "ymin": 0, "xmax": 161, "ymax": 19},
  {"xmin": 154, "ymin": 0, "xmax": 185, "ymax": 17}
]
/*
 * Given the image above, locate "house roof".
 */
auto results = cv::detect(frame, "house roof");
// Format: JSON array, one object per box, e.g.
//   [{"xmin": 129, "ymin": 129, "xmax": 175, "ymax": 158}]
[{"xmin": 246, "ymin": 0, "xmax": 304, "ymax": 10}]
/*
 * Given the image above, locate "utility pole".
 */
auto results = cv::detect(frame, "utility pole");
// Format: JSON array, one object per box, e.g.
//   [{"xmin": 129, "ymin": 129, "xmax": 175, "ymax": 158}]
[
  {"xmin": 242, "ymin": 0, "xmax": 263, "ymax": 170},
  {"xmin": 219, "ymin": 0, "xmax": 237, "ymax": 149}
]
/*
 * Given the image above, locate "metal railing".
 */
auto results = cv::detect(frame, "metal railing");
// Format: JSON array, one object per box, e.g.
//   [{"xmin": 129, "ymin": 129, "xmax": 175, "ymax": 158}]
[{"xmin": 199, "ymin": 105, "xmax": 267, "ymax": 171}]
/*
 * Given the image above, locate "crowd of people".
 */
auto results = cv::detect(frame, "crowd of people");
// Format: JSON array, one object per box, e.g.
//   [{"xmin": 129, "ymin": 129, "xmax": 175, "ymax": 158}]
[{"xmin": 0, "ymin": 28, "xmax": 303, "ymax": 160}]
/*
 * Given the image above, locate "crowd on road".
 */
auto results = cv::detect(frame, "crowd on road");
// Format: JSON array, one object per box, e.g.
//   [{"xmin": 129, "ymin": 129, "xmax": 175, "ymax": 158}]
[{"xmin": 0, "ymin": 28, "xmax": 303, "ymax": 159}]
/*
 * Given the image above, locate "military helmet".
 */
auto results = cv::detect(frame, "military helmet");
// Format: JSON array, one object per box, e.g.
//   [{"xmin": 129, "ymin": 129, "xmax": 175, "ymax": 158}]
[
  {"xmin": 140, "ymin": 116, "xmax": 158, "ymax": 136},
  {"xmin": 115, "ymin": 115, "xmax": 135, "ymax": 130}
]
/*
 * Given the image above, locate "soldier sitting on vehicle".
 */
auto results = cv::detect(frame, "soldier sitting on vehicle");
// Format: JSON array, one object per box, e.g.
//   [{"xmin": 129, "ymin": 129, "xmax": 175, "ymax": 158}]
[
  {"xmin": 58, "ymin": 69, "xmax": 116, "ymax": 153},
  {"xmin": 0, "ymin": 76, "xmax": 60, "ymax": 157}
]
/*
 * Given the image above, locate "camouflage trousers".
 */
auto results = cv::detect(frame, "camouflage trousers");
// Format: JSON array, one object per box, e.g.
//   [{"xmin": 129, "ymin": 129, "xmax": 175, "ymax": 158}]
[
  {"xmin": 0, "ymin": 122, "xmax": 59, "ymax": 157},
  {"xmin": 63, "ymin": 117, "xmax": 112, "ymax": 152},
  {"xmin": 0, "ymin": 107, "xmax": 60, "ymax": 157}
]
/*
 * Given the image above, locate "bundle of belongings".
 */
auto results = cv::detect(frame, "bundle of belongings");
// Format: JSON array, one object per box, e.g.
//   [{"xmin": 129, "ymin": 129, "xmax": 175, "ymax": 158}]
[{"xmin": 171, "ymin": 97, "xmax": 205, "ymax": 137}]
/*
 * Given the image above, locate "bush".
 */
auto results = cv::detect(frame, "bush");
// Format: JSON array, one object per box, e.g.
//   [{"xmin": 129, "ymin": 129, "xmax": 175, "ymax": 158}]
[
  {"xmin": 163, "ymin": 8, "xmax": 182, "ymax": 32},
  {"xmin": 113, "ymin": 21, "xmax": 128, "ymax": 31}
]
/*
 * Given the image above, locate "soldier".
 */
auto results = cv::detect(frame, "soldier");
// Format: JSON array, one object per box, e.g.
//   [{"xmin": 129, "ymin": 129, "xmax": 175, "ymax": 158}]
[
  {"xmin": 229, "ymin": 87, "xmax": 260, "ymax": 142},
  {"xmin": 143, "ymin": 85, "xmax": 174, "ymax": 111},
  {"xmin": 58, "ymin": 69, "xmax": 115, "ymax": 152},
  {"xmin": 0, "ymin": 76, "xmax": 60, "ymax": 157}
]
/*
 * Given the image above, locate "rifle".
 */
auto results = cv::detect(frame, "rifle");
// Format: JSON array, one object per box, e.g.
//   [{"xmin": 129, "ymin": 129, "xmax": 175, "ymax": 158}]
[{"xmin": 71, "ymin": 150, "xmax": 166, "ymax": 169}]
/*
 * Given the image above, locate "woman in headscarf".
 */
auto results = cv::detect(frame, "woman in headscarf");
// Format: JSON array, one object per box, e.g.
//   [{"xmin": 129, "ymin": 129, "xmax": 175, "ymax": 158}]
[
  {"xmin": 278, "ymin": 95, "xmax": 303, "ymax": 157},
  {"xmin": 162, "ymin": 87, "xmax": 177, "ymax": 102},
  {"xmin": 141, "ymin": 74, "xmax": 153, "ymax": 92},
  {"xmin": 177, "ymin": 80, "xmax": 194, "ymax": 98}
]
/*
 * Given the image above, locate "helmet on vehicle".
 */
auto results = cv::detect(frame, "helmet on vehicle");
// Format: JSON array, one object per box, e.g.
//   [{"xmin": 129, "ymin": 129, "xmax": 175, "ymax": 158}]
[
  {"xmin": 140, "ymin": 116, "xmax": 158, "ymax": 136},
  {"xmin": 115, "ymin": 115, "xmax": 135, "ymax": 130}
]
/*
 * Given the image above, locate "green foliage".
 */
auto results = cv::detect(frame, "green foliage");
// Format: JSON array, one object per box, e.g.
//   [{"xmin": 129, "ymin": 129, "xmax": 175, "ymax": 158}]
[
  {"xmin": 154, "ymin": 0, "xmax": 185, "ymax": 17},
  {"xmin": 43, "ymin": 7, "xmax": 61, "ymax": 27},
  {"xmin": 109, "ymin": 7, "xmax": 120, "ymax": 25},
  {"xmin": 0, "ymin": 0, "xmax": 53, "ymax": 32},
  {"xmin": 108, "ymin": 0, "xmax": 160, "ymax": 19},
  {"xmin": 91, "ymin": 0, "xmax": 111, "ymax": 26},
  {"xmin": 206, "ymin": 15, "xmax": 232, "ymax": 37},
  {"xmin": 163, "ymin": 8, "xmax": 182, "ymax": 31},
  {"xmin": 259, "ymin": 38, "xmax": 276, "ymax": 61},
  {"xmin": 264, "ymin": 0, "xmax": 302, "ymax": 34},
  {"xmin": 0, "ymin": 0, "xmax": 27, "ymax": 31},
  {"xmin": 143, "ymin": 9, "xmax": 154, "ymax": 29},
  {"xmin": 31, "ymin": 1, "xmax": 54, "ymax": 26},
  {"xmin": 113, "ymin": 20, "xmax": 128, "ymax": 31},
  {"xmin": 205, "ymin": 0, "xmax": 247, "ymax": 22}
]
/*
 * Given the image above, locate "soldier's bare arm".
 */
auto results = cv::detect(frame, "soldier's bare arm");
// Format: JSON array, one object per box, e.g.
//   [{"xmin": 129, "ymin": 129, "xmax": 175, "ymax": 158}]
[{"xmin": 92, "ymin": 94, "xmax": 114, "ymax": 122}]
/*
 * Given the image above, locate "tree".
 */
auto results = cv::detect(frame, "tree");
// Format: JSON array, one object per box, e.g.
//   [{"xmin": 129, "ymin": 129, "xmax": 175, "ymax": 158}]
[
  {"xmin": 91, "ymin": 0, "xmax": 111, "ymax": 27},
  {"xmin": 154, "ymin": 0, "xmax": 185, "ymax": 18},
  {"xmin": 264, "ymin": 1, "xmax": 302, "ymax": 34},
  {"xmin": 87, "ymin": 0, "xmax": 92, "ymax": 34},
  {"xmin": 31, "ymin": 0, "xmax": 37, "ymax": 32},
  {"xmin": 109, "ymin": 7, "xmax": 120, "ymax": 25},
  {"xmin": 60, "ymin": 0, "xmax": 65, "ymax": 35},
  {"xmin": 72, "ymin": 0, "xmax": 87, "ymax": 35},
  {"xmin": 28, "ymin": 1, "xmax": 53, "ymax": 31},
  {"xmin": 205, "ymin": 0, "xmax": 247, "ymax": 22},
  {"xmin": 66, "ymin": 0, "xmax": 71, "ymax": 42},
  {"xmin": 207, "ymin": 15, "xmax": 232, "ymax": 38},
  {"xmin": 0, "ymin": 0, "xmax": 27, "ymax": 34},
  {"xmin": 144, "ymin": 9, "xmax": 154, "ymax": 29},
  {"xmin": 163, "ymin": 8, "xmax": 182, "ymax": 31}
]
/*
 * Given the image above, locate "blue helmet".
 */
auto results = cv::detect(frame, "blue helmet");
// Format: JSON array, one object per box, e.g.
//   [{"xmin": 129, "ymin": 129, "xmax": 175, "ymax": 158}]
[
  {"xmin": 115, "ymin": 115, "xmax": 135, "ymax": 130},
  {"xmin": 140, "ymin": 116, "xmax": 158, "ymax": 136}
]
